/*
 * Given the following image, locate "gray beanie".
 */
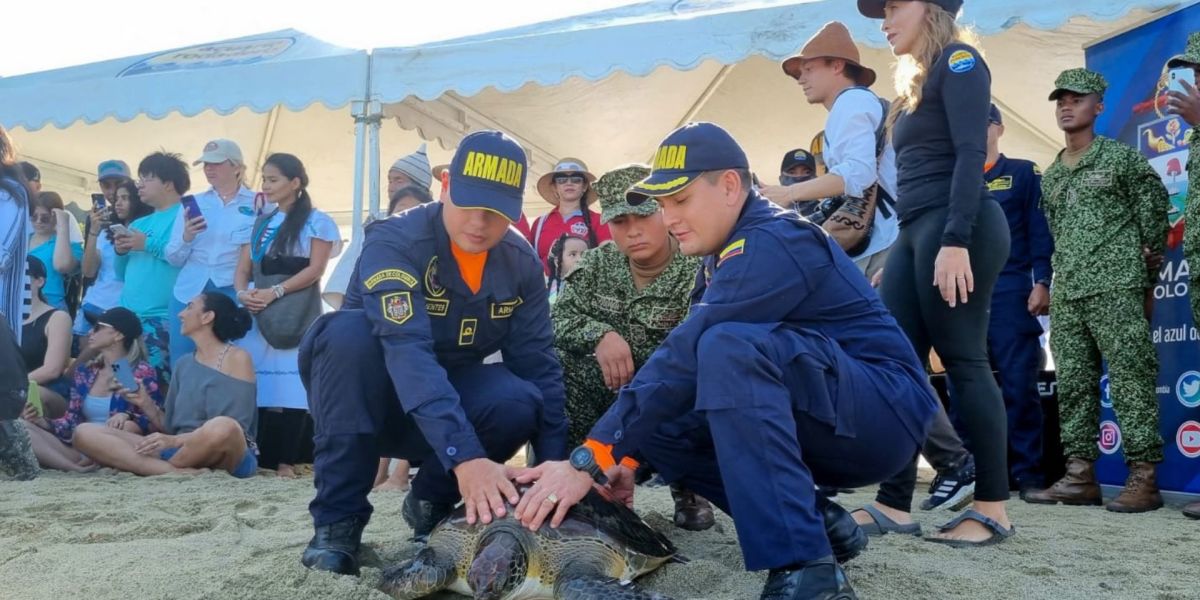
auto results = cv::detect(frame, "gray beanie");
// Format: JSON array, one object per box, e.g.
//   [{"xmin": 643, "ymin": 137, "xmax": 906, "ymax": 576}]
[{"xmin": 389, "ymin": 143, "xmax": 433, "ymax": 190}]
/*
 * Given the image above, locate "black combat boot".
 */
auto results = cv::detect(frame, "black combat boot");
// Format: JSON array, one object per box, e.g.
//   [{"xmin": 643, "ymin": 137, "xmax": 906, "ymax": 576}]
[
  {"xmin": 301, "ymin": 515, "xmax": 367, "ymax": 576},
  {"xmin": 402, "ymin": 493, "xmax": 455, "ymax": 541},
  {"xmin": 760, "ymin": 556, "xmax": 857, "ymax": 600}
]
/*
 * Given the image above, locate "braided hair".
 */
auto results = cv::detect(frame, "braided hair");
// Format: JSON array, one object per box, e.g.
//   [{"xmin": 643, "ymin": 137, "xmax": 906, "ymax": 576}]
[{"xmin": 576, "ymin": 181, "xmax": 599, "ymax": 248}]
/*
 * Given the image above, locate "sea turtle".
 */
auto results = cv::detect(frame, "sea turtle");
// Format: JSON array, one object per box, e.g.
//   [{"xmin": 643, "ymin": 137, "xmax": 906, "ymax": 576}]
[{"xmin": 380, "ymin": 488, "xmax": 678, "ymax": 600}]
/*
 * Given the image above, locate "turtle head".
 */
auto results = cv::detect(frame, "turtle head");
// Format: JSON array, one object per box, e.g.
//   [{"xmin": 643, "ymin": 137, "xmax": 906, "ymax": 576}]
[{"xmin": 468, "ymin": 530, "xmax": 528, "ymax": 600}]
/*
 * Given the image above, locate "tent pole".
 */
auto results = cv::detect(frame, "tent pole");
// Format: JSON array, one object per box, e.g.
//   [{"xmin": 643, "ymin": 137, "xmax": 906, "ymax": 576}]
[
  {"xmin": 368, "ymin": 100, "xmax": 382, "ymax": 219},
  {"xmin": 351, "ymin": 100, "xmax": 367, "ymax": 243}
]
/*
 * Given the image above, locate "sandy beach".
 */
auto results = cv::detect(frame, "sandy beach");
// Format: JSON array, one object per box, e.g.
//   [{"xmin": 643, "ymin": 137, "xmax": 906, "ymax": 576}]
[{"xmin": 2, "ymin": 469, "xmax": 1199, "ymax": 600}]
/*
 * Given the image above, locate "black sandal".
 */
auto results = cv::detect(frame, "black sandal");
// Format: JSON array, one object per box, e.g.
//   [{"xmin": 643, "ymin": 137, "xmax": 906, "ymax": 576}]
[{"xmin": 925, "ymin": 509, "xmax": 1014, "ymax": 548}]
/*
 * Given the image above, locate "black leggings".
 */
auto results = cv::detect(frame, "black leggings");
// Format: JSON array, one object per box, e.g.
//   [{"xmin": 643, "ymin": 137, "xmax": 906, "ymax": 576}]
[
  {"xmin": 257, "ymin": 407, "xmax": 311, "ymax": 469},
  {"xmin": 877, "ymin": 200, "xmax": 1011, "ymax": 509}
]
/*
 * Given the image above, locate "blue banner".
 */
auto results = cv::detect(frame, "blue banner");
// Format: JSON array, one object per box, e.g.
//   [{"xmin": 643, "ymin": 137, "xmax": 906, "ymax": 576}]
[{"xmin": 1087, "ymin": 5, "xmax": 1200, "ymax": 493}]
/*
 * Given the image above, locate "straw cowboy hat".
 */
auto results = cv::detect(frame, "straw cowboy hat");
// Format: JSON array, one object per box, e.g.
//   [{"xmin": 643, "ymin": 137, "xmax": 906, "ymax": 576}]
[
  {"xmin": 536, "ymin": 157, "xmax": 599, "ymax": 206},
  {"xmin": 781, "ymin": 21, "xmax": 877, "ymax": 87}
]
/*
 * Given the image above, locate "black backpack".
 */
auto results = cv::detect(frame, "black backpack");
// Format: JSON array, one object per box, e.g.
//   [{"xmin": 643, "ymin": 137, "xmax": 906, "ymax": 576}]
[{"xmin": 0, "ymin": 319, "xmax": 28, "ymax": 421}]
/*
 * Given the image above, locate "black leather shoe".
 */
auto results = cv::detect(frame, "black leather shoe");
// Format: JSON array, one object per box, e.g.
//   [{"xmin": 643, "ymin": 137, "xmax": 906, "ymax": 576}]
[
  {"xmin": 301, "ymin": 515, "xmax": 367, "ymax": 576},
  {"xmin": 670, "ymin": 483, "xmax": 716, "ymax": 531},
  {"xmin": 816, "ymin": 493, "xmax": 867, "ymax": 564},
  {"xmin": 402, "ymin": 493, "xmax": 454, "ymax": 541},
  {"xmin": 760, "ymin": 556, "xmax": 857, "ymax": 600}
]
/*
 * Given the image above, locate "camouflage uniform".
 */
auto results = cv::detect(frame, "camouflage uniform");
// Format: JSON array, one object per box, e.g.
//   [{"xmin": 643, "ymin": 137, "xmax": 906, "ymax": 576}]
[
  {"xmin": 0, "ymin": 420, "xmax": 38, "ymax": 480},
  {"xmin": 1173, "ymin": 34, "xmax": 1200, "ymax": 326},
  {"xmin": 1042, "ymin": 69, "xmax": 1169, "ymax": 463},
  {"xmin": 552, "ymin": 165, "xmax": 702, "ymax": 446}
]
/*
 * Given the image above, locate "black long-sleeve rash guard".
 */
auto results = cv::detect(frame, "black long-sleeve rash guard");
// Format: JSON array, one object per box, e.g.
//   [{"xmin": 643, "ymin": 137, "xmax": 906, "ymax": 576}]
[{"xmin": 891, "ymin": 42, "xmax": 992, "ymax": 247}]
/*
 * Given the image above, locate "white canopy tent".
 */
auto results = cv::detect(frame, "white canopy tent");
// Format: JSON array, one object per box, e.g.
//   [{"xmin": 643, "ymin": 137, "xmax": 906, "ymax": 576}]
[
  {"xmin": 0, "ymin": 1, "xmax": 1187, "ymax": 234},
  {"xmin": 373, "ymin": 0, "xmax": 1184, "ymax": 220}
]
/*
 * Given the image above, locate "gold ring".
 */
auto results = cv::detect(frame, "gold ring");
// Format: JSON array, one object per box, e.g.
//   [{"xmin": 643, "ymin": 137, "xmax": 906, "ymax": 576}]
[{"xmin": 545, "ymin": 493, "xmax": 559, "ymax": 504}]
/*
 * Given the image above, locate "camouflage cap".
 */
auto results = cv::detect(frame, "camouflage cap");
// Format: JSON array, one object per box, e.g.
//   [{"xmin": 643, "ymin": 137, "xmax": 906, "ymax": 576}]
[
  {"xmin": 596, "ymin": 164, "xmax": 656, "ymax": 224},
  {"xmin": 1168, "ymin": 32, "xmax": 1200, "ymax": 69},
  {"xmin": 1049, "ymin": 68, "xmax": 1108, "ymax": 101}
]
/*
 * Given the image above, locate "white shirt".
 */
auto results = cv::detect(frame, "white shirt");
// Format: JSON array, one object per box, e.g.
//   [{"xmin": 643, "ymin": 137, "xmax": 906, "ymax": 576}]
[
  {"xmin": 81, "ymin": 234, "xmax": 123, "ymax": 309},
  {"xmin": 823, "ymin": 88, "xmax": 900, "ymax": 259},
  {"xmin": 165, "ymin": 186, "xmax": 258, "ymax": 302}
]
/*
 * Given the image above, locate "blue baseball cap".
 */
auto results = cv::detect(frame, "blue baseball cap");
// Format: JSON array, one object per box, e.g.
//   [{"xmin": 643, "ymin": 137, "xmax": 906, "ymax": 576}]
[
  {"xmin": 448, "ymin": 130, "xmax": 527, "ymax": 222},
  {"xmin": 627, "ymin": 122, "xmax": 750, "ymax": 205},
  {"xmin": 97, "ymin": 159, "xmax": 131, "ymax": 181},
  {"xmin": 988, "ymin": 103, "xmax": 1003, "ymax": 125}
]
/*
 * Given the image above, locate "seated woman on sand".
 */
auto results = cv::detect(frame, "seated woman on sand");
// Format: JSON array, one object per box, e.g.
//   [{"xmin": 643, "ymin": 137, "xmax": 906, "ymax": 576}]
[
  {"xmin": 20, "ymin": 307, "xmax": 162, "ymax": 472},
  {"xmin": 74, "ymin": 292, "xmax": 259, "ymax": 478}
]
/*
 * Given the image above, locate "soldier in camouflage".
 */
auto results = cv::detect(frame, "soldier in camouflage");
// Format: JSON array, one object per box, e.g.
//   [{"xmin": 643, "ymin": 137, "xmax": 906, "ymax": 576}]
[
  {"xmin": 1026, "ymin": 68, "xmax": 1169, "ymax": 513},
  {"xmin": 551, "ymin": 164, "xmax": 713, "ymax": 530},
  {"xmin": 1166, "ymin": 32, "xmax": 1200, "ymax": 520}
]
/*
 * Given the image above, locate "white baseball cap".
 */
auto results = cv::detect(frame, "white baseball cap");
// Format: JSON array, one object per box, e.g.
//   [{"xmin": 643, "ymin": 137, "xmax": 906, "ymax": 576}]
[{"xmin": 193, "ymin": 139, "xmax": 244, "ymax": 166}]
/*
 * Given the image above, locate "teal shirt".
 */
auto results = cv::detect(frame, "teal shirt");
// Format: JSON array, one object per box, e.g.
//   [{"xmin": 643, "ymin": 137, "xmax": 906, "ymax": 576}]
[
  {"xmin": 116, "ymin": 206, "xmax": 182, "ymax": 320},
  {"xmin": 27, "ymin": 237, "xmax": 83, "ymax": 310}
]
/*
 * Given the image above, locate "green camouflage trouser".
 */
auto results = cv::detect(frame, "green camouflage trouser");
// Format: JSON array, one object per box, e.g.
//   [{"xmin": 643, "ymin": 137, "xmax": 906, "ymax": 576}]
[
  {"xmin": 561, "ymin": 351, "xmax": 621, "ymax": 449},
  {"xmin": 0, "ymin": 419, "xmax": 39, "ymax": 480},
  {"xmin": 1050, "ymin": 289, "xmax": 1163, "ymax": 462}
]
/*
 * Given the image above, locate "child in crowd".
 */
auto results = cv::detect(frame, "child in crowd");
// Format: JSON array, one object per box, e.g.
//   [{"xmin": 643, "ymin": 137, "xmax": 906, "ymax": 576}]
[{"xmin": 546, "ymin": 234, "xmax": 588, "ymax": 304}]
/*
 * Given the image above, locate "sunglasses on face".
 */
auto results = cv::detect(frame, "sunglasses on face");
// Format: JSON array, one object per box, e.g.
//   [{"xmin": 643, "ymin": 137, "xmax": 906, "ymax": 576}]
[
  {"xmin": 553, "ymin": 174, "xmax": 585, "ymax": 185},
  {"xmin": 32, "ymin": 212, "xmax": 54, "ymax": 224}
]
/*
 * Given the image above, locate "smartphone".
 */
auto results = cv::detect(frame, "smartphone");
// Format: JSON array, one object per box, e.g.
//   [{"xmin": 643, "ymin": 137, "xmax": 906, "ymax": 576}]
[
  {"xmin": 26, "ymin": 381, "xmax": 43, "ymax": 419},
  {"xmin": 108, "ymin": 223, "xmax": 130, "ymax": 237},
  {"xmin": 112, "ymin": 358, "xmax": 139, "ymax": 392},
  {"xmin": 1170, "ymin": 67, "xmax": 1196, "ymax": 95},
  {"xmin": 180, "ymin": 194, "xmax": 203, "ymax": 222},
  {"xmin": 91, "ymin": 193, "xmax": 106, "ymax": 211}
]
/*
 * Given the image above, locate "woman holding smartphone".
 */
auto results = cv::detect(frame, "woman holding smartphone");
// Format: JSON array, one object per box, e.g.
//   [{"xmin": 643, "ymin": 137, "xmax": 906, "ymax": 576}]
[
  {"xmin": 20, "ymin": 307, "xmax": 161, "ymax": 471},
  {"xmin": 76, "ymin": 181, "xmax": 153, "ymax": 344},
  {"xmin": 857, "ymin": 0, "xmax": 1013, "ymax": 546}
]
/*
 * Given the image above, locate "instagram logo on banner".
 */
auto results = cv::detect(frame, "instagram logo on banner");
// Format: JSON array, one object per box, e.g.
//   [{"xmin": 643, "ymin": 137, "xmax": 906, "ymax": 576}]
[
  {"xmin": 1098, "ymin": 421, "xmax": 1122, "ymax": 455},
  {"xmin": 1178, "ymin": 421, "xmax": 1200, "ymax": 458}
]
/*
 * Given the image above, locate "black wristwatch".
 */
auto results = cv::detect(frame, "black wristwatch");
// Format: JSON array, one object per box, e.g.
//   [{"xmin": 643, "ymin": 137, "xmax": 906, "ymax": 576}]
[{"xmin": 570, "ymin": 446, "xmax": 608, "ymax": 485}]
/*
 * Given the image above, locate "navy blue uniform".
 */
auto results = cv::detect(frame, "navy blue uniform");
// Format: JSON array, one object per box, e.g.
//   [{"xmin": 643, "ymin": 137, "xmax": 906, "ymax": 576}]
[
  {"xmin": 982, "ymin": 154, "xmax": 1051, "ymax": 486},
  {"xmin": 589, "ymin": 193, "xmax": 939, "ymax": 570},
  {"xmin": 300, "ymin": 202, "xmax": 566, "ymax": 527}
]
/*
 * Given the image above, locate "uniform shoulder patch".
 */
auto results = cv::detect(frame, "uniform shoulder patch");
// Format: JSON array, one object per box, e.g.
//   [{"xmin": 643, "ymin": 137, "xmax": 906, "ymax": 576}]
[
  {"xmin": 947, "ymin": 49, "xmax": 976, "ymax": 74},
  {"xmin": 381, "ymin": 291, "xmax": 413, "ymax": 325},
  {"xmin": 365, "ymin": 268, "xmax": 418, "ymax": 290},
  {"xmin": 716, "ymin": 238, "xmax": 746, "ymax": 268}
]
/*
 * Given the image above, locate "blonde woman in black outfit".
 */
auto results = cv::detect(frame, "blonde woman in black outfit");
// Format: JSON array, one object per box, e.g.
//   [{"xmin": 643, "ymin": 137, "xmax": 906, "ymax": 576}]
[{"xmin": 857, "ymin": 0, "xmax": 1014, "ymax": 546}]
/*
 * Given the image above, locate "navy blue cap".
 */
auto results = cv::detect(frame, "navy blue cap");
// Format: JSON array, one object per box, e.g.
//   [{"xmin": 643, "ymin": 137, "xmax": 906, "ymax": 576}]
[
  {"xmin": 448, "ymin": 130, "xmax": 528, "ymax": 222},
  {"xmin": 627, "ymin": 122, "xmax": 750, "ymax": 205},
  {"xmin": 988, "ymin": 103, "xmax": 1003, "ymax": 125}
]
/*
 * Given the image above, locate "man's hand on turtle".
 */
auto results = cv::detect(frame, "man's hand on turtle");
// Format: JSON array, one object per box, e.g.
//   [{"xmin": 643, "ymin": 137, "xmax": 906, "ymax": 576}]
[
  {"xmin": 512, "ymin": 460, "xmax": 593, "ymax": 530},
  {"xmin": 454, "ymin": 458, "xmax": 519, "ymax": 526},
  {"xmin": 604, "ymin": 465, "xmax": 636, "ymax": 508}
]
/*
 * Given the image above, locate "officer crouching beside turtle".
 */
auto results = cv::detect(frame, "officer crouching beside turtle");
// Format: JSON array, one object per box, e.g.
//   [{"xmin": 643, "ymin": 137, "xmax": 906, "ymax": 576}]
[
  {"xmin": 510, "ymin": 123, "xmax": 939, "ymax": 600},
  {"xmin": 298, "ymin": 130, "xmax": 567, "ymax": 576}
]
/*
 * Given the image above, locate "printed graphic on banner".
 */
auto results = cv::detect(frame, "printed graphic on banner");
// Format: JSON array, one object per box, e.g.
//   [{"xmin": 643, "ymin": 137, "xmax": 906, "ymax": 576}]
[
  {"xmin": 1100, "ymin": 374, "xmax": 1112, "ymax": 408},
  {"xmin": 1178, "ymin": 421, "xmax": 1200, "ymax": 458},
  {"xmin": 1178, "ymin": 371, "xmax": 1200, "ymax": 408},
  {"xmin": 119, "ymin": 37, "xmax": 296, "ymax": 77},
  {"xmin": 1098, "ymin": 420, "xmax": 1123, "ymax": 455}
]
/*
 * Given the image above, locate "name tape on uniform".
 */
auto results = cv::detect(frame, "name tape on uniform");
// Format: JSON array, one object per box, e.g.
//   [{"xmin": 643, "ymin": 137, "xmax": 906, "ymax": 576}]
[
  {"xmin": 490, "ymin": 297, "xmax": 523, "ymax": 319},
  {"xmin": 366, "ymin": 269, "xmax": 418, "ymax": 290}
]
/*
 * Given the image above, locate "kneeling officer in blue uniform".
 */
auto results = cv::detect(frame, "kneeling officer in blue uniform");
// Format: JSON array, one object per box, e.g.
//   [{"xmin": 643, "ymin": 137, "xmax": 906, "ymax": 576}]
[
  {"xmin": 511, "ymin": 123, "xmax": 939, "ymax": 600},
  {"xmin": 299, "ymin": 130, "xmax": 567, "ymax": 575}
]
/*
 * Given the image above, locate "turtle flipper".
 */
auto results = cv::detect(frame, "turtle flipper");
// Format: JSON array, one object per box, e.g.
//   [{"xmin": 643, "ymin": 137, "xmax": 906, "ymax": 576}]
[
  {"xmin": 379, "ymin": 547, "xmax": 455, "ymax": 600},
  {"xmin": 554, "ymin": 576, "xmax": 675, "ymax": 600}
]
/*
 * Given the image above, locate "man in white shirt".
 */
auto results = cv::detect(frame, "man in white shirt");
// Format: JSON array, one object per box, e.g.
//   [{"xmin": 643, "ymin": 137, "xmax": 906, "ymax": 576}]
[
  {"xmin": 164, "ymin": 139, "xmax": 257, "ymax": 367},
  {"xmin": 762, "ymin": 21, "xmax": 898, "ymax": 279}
]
